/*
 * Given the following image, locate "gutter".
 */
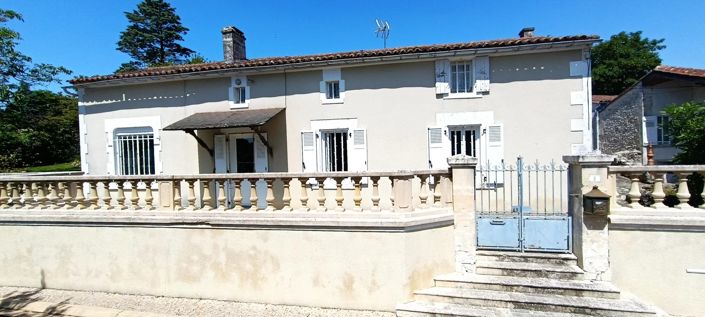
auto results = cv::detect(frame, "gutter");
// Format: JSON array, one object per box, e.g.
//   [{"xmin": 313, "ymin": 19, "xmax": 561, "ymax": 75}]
[{"xmin": 74, "ymin": 39, "xmax": 599, "ymax": 88}]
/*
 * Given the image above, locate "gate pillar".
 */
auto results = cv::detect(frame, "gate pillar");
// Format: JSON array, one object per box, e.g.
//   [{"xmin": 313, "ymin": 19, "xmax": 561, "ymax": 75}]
[
  {"xmin": 448, "ymin": 155, "xmax": 478, "ymax": 273},
  {"xmin": 563, "ymin": 154, "xmax": 614, "ymax": 281}
]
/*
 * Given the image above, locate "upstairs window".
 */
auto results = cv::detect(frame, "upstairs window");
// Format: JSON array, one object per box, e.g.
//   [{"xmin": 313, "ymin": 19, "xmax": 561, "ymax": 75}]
[
  {"xmin": 233, "ymin": 86, "xmax": 246, "ymax": 104},
  {"xmin": 229, "ymin": 76, "xmax": 249, "ymax": 108},
  {"xmin": 657, "ymin": 115, "xmax": 671, "ymax": 145},
  {"xmin": 450, "ymin": 61, "xmax": 474, "ymax": 94},
  {"xmin": 326, "ymin": 81, "xmax": 340, "ymax": 100}
]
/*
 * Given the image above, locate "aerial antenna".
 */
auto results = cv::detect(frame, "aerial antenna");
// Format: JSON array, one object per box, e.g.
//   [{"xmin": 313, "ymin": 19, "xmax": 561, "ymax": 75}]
[{"xmin": 375, "ymin": 19, "xmax": 391, "ymax": 48}]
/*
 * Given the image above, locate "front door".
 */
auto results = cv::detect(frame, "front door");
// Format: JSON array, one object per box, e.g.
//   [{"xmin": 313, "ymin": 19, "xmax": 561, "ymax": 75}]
[{"xmin": 214, "ymin": 133, "xmax": 269, "ymax": 209}]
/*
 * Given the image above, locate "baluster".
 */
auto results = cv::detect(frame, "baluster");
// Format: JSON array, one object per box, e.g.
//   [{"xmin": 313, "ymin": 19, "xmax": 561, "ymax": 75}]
[
  {"xmin": 334, "ymin": 177, "xmax": 345, "ymax": 211},
  {"xmin": 433, "ymin": 176, "xmax": 443, "ymax": 207},
  {"xmin": 0, "ymin": 182, "xmax": 8, "ymax": 209},
  {"xmin": 352, "ymin": 177, "xmax": 362, "ymax": 212},
  {"xmin": 651, "ymin": 173, "xmax": 668, "ymax": 209},
  {"xmin": 144, "ymin": 180, "xmax": 154, "ymax": 210},
  {"xmin": 248, "ymin": 179, "xmax": 258, "ymax": 211},
  {"xmin": 101, "ymin": 181, "xmax": 112, "ymax": 209},
  {"xmin": 370, "ymin": 176, "xmax": 381, "ymax": 211},
  {"xmin": 232, "ymin": 179, "xmax": 243, "ymax": 211},
  {"xmin": 216, "ymin": 180, "xmax": 226, "ymax": 211},
  {"xmin": 627, "ymin": 174, "xmax": 642, "ymax": 208},
  {"xmin": 115, "ymin": 180, "xmax": 127, "ymax": 210},
  {"xmin": 87, "ymin": 181, "xmax": 99, "ymax": 210},
  {"xmin": 60, "ymin": 182, "xmax": 72, "ymax": 209},
  {"xmin": 281, "ymin": 178, "xmax": 292, "ymax": 212},
  {"xmin": 299, "ymin": 178, "xmax": 309, "ymax": 211},
  {"xmin": 129, "ymin": 181, "xmax": 140, "ymax": 210},
  {"xmin": 9, "ymin": 182, "xmax": 20, "ymax": 208},
  {"xmin": 418, "ymin": 174, "xmax": 429, "ymax": 209},
  {"xmin": 201, "ymin": 180, "xmax": 213, "ymax": 211},
  {"xmin": 265, "ymin": 179, "xmax": 275, "ymax": 211},
  {"xmin": 172, "ymin": 180, "xmax": 182, "ymax": 211},
  {"xmin": 46, "ymin": 182, "xmax": 60, "ymax": 209},
  {"xmin": 25, "ymin": 182, "xmax": 37, "ymax": 209},
  {"xmin": 74, "ymin": 182, "xmax": 87, "ymax": 210},
  {"xmin": 36, "ymin": 182, "xmax": 47, "ymax": 209},
  {"xmin": 316, "ymin": 178, "xmax": 327, "ymax": 212},
  {"xmin": 675, "ymin": 173, "xmax": 693, "ymax": 209},
  {"xmin": 187, "ymin": 180, "xmax": 197, "ymax": 210},
  {"xmin": 390, "ymin": 177, "xmax": 396, "ymax": 211}
]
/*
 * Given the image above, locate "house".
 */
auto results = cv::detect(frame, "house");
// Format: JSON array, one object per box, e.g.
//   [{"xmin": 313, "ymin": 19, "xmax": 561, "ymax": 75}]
[
  {"xmin": 70, "ymin": 27, "xmax": 598, "ymax": 179},
  {"xmin": 598, "ymin": 65, "xmax": 705, "ymax": 164},
  {"xmin": 591, "ymin": 94, "xmax": 616, "ymax": 150}
]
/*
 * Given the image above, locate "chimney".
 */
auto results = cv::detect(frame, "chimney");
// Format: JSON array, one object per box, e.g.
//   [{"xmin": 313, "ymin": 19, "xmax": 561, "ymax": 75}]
[
  {"xmin": 519, "ymin": 27, "xmax": 535, "ymax": 38},
  {"xmin": 222, "ymin": 26, "xmax": 246, "ymax": 62}
]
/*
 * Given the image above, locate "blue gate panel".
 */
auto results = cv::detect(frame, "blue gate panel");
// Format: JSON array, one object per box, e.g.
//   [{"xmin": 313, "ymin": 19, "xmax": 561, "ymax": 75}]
[
  {"xmin": 523, "ymin": 216, "xmax": 571, "ymax": 252},
  {"xmin": 477, "ymin": 216, "xmax": 520, "ymax": 250}
]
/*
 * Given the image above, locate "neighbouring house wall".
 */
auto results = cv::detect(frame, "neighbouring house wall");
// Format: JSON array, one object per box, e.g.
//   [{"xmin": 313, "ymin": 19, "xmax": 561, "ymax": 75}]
[
  {"xmin": 81, "ymin": 49, "xmax": 588, "ymax": 174},
  {"xmin": 0, "ymin": 222, "xmax": 454, "ymax": 311},
  {"xmin": 598, "ymin": 85, "xmax": 643, "ymax": 163},
  {"xmin": 609, "ymin": 227, "xmax": 705, "ymax": 316}
]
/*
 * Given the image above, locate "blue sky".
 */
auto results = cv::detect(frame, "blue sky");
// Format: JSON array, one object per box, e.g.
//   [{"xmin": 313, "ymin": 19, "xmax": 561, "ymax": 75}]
[{"xmin": 4, "ymin": 0, "xmax": 705, "ymax": 92}]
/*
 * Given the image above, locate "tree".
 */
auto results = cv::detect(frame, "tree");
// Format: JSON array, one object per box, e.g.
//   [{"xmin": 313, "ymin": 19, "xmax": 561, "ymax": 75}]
[
  {"xmin": 0, "ymin": 9, "xmax": 70, "ymax": 105},
  {"xmin": 592, "ymin": 31, "xmax": 665, "ymax": 95},
  {"xmin": 664, "ymin": 101, "xmax": 705, "ymax": 164},
  {"xmin": 116, "ymin": 0, "xmax": 194, "ymax": 70}
]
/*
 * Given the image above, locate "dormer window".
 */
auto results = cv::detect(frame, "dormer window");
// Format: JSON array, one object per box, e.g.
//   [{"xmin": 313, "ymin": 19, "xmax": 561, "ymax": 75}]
[{"xmin": 320, "ymin": 68, "xmax": 345, "ymax": 104}]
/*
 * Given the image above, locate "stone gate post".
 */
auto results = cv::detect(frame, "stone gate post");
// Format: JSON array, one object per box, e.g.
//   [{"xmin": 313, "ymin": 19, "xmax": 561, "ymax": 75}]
[
  {"xmin": 448, "ymin": 155, "xmax": 478, "ymax": 273},
  {"xmin": 563, "ymin": 154, "xmax": 614, "ymax": 281}
]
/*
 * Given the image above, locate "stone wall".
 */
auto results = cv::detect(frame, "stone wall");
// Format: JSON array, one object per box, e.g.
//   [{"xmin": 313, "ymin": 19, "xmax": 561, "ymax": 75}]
[{"xmin": 598, "ymin": 85, "xmax": 643, "ymax": 164}]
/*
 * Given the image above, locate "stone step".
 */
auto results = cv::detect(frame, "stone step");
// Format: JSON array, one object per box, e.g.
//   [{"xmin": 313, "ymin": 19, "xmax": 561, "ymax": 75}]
[
  {"xmin": 476, "ymin": 250, "xmax": 578, "ymax": 266},
  {"xmin": 414, "ymin": 287, "xmax": 656, "ymax": 316},
  {"xmin": 396, "ymin": 301, "xmax": 595, "ymax": 317},
  {"xmin": 434, "ymin": 273, "xmax": 621, "ymax": 299},
  {"xmin": 475, "ymin": 260, "xmax": 584, "ymax": 280}
]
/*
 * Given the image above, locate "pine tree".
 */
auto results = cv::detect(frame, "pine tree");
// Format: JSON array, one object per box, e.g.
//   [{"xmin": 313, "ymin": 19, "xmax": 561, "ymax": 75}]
[{"xmin": 116, "ymin": 0, "xmax": 194, "ymax": 71}]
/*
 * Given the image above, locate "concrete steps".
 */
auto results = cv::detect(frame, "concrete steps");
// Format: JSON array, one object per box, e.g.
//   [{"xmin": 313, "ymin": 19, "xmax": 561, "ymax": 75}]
[{"xmin": 396, "ymin": 251, "xmax": 658, "ymax": 317}]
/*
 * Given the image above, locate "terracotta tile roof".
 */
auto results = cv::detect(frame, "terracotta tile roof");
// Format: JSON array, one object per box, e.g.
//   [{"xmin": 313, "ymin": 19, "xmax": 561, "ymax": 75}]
[
  {"xmin": 654, "ymin": 65, "xmax": 705, "ymax": 78},
  {"xmin": 71, "ymin": 34, "xmax": 599, "ymax": 85},
  {"xmin": 592, "ymin": 95, "xmax": 616, "ymax": 103}
]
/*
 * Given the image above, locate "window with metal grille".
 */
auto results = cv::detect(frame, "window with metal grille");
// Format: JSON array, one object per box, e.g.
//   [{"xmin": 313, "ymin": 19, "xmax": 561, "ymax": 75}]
[
  {"xmin": 326, "ymin": 81, "xmax": 340, "ymax": 100},
  {"xmin": 450, "ymin": 61, "xmax": 473, "ymax": 94},
  {"xmin": 450, "ymin": 127, "xmax": 478, "ymax": 157},
  {"xmin": 322, "ymin": 130, "xmax": 348, "ymax": 172},
  {"xmin": 233, "ymin": 87, "xmax": 246, "ymax": 104},
  {"xmin": 114, "ymin": 127, "xmax": 155, "ymax": 175},
  {"xmin": 657, "ymin": 115, "xmax": 671, "ymax": 145}
]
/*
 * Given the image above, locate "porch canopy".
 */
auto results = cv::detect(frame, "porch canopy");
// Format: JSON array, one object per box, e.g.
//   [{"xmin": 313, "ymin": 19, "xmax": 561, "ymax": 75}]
[{"xmin": 163, "ymin": 108, "xmax": 284, "ymax": 131}]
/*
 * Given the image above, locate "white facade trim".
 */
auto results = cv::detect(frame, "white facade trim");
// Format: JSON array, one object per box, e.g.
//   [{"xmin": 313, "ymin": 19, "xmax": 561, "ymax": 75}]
[
  {"xmin": 104, "ymin": 116, "xmax": 162, "ymax": 175},
  {"xmin": 77, "ymin": 88, "xmax": 89, "ymax": 174}
]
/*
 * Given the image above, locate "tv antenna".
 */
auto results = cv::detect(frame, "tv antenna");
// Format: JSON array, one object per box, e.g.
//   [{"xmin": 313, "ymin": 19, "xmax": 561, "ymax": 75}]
[{"xmin": 375, "ymin": 19, "xmax": 391, "ymax": 48}]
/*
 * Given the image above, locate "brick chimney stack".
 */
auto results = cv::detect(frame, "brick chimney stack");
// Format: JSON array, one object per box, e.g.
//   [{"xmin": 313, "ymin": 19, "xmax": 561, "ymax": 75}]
[
  {"xmin": 519, "ymin": 27, "xmax": 535, "ymax": 38},
  {"xmin": 222, "ymin": 26, "xmax": 246, "ymax": 62}
]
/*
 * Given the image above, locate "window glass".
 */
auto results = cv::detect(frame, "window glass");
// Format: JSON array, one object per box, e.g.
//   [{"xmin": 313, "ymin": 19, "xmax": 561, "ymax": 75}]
[
  {"xmin": 114, "ymin": 127, "xmax": 155, "ymax": 175},
  {"xmin": 450, "ymin": 61, "xmax": 473, "ymax": 94},
  {"xmin": 449, "ymin": 127, "xmax": 478, "ymax": 157},
  {"xmin": 235, "ymin": 137, "xmax": 255, "ymax": 172},
  {"xmin": 322, "ymin": 131, "xmax": 348, "ymax": 171},
  {"xmin": 234, "ymin": 87, "xmax": 246, "ymax": 104},
  {"xmin": 326, "ymin": 81, "xmax": 340, "ymax": 99}
]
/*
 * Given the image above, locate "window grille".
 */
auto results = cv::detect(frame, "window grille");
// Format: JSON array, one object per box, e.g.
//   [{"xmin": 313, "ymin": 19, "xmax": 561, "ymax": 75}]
[
  {"xmin": 322, "ymin": 131, "xmax": 348, "ymax": 172},
  {"xmin": 450, "ymin": 61, "xmax": 474, "ymax": 94},
  {"xmin": 114, "ymin": 128, "xmax": 155, "ymax": 175},
  {"xmin": 326, "ymin": 81, "xmax": 340, "ymax": 99}
]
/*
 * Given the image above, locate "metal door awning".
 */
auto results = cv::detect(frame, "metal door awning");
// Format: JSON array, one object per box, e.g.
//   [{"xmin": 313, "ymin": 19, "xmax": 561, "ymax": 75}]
[{"xmin": 163, "ymin": 108, "xmax": 284, "ymax": 131}]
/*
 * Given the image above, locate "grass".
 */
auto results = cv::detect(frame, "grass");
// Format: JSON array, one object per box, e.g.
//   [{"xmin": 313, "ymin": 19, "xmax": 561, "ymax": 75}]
[{"xmin": 22, "ymin": 162, "xmax": 80, "ymax": 173}]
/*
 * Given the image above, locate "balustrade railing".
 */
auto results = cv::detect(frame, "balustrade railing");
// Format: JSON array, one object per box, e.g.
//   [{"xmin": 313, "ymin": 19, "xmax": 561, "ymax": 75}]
[
  {"xmin": 0, "ymin": 170, "xmax": 451, "ymax": 213},
  {"xmin": 608, "ymin": 165, "xmax": 705, "ymax": 210}
]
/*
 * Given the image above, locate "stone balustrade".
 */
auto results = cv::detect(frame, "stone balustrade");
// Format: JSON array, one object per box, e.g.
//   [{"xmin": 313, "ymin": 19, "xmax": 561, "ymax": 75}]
[
  {"xmin": 0, "ymin": 170, "xmax": 451, "ymax": 212},
  {"xmin": 608, "ymin": 165, "xmax": 705, "ymax": 210}
]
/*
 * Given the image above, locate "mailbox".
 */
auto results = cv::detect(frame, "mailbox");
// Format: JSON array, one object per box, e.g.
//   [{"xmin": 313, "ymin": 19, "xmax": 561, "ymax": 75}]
[{"xmin": 583, "ymin": 185, "xmax": 610, "ymax": 215}]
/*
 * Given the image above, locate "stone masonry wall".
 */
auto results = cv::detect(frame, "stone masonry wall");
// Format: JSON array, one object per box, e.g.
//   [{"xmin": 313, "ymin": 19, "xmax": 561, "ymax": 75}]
[{"xmin": 599, "ymin": 84, "xmax": 643, "ymax": 163}]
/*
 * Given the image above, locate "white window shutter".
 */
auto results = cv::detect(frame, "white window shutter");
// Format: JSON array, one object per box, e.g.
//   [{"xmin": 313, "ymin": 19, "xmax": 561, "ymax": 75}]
[
  {"xmin": 254, "ymin": 134, "xmax": 268, "ymax": 172},
  {"xmin": 350, "ymin": 129, "xmax": 367, "ymax": 171},
  {"xmin": 428, "ymin": 127, "xmax": 449, "ymax": 169},
  {"xmin": 644, "ymin": 116, "xmax": 657, "ymax": 145},
  {"xmin": 301, "ymin": 131, "xmax": 317, "ymax": 172},
  {"xmin": 484, "ymin": 124, "xmax": 505, "ymax": 185},
  {"xmin": 339, "ymin": 79, "xmax": 346, "ymax": 101},
  {"xmin": 214, "ymin": 134, "xmax": 227, "ymax": 173},
  {"xmin": 319, "ymin": 81, "xmax": 326, "ymax": 102},
  {"xmin": 473, "ymin": 56, "xmax": 490, "ymax": 93},
  {"xmin": 435, "ymin": 60, "xmax": 450, "ymax": 95}
]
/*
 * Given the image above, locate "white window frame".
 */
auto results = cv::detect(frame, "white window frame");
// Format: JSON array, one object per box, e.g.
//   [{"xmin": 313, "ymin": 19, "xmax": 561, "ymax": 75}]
[
  {"xmin": 105, "ymin": 116, "xmax": 162, "ymax": 175},
  {"xmin": 444, "ymin": 59, "xmax": 482, "ymax": 99},
  {"xmin": 657, "ymin": 115, "xmax": 671, "ymax": 145},
  {"xmin": 228, "ymin": 76, "xmax": 250, "ymax": 109},
  {"xmin": 320, "ymin": 68, "xmax": 345, "ymax": 104},
  {"xmin": 114, "ymin": 127, "xmax": 156, "ymax": 175}
]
